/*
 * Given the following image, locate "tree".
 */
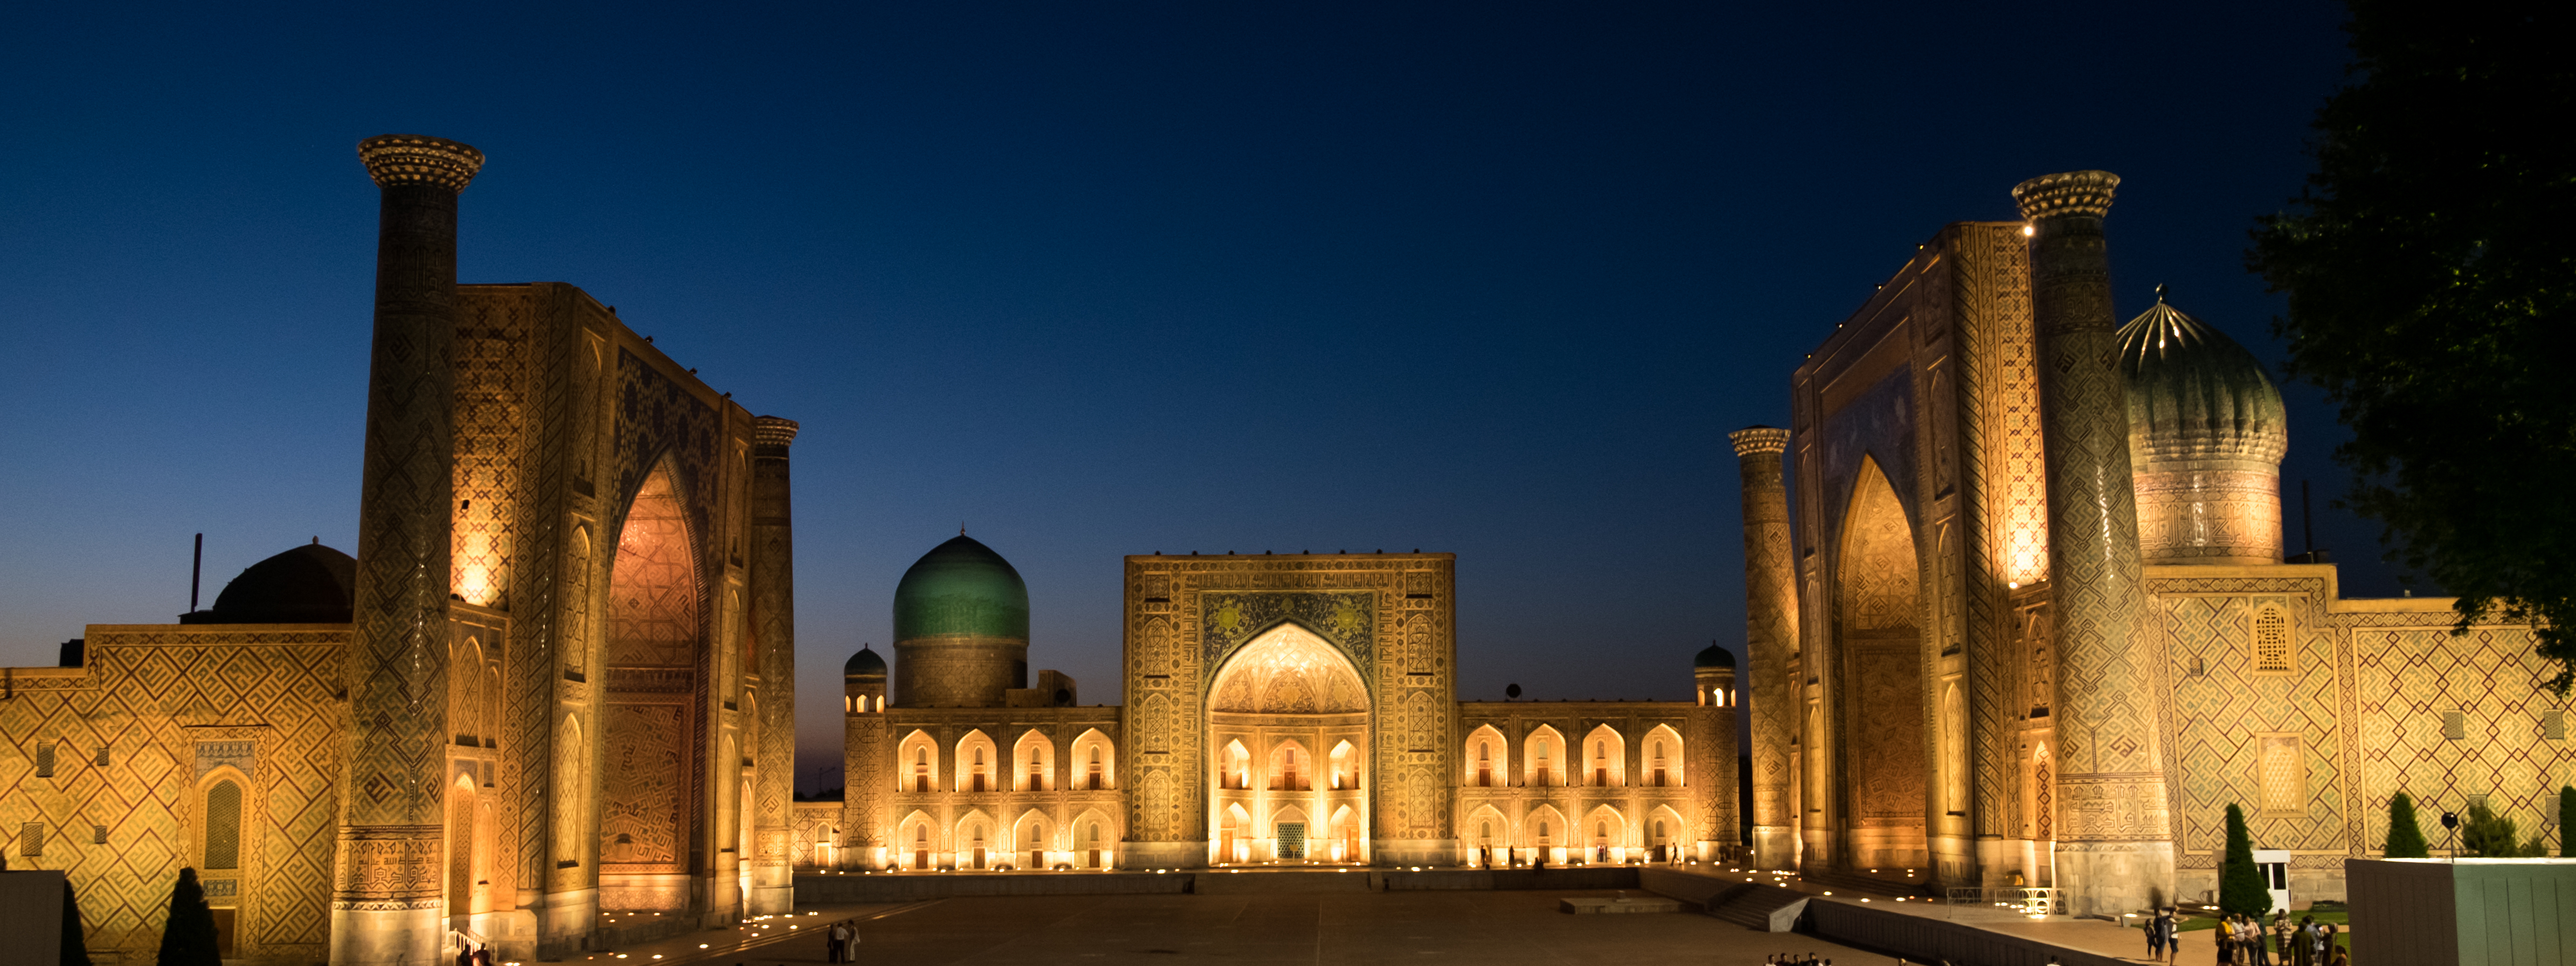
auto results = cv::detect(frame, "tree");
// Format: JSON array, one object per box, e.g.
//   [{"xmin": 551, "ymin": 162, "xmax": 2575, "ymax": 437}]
[
  {"xmin": 2384, "ymin": 792, "xmax": 2430, "ymax": 857},
  {"xmin": 2459, "ymin": 801, "xmax": 2545, "ymax": 857},
  {"xmin": 2220, "ymin": 804, "xmax": 2271, "ymax": 919},
  {"xmin": 156, "ymin": 868, "xmax": 219, "ymax": 966},
  {"xmin": 2561, "ymin": 787, "xmax": 2574, "ymax": 857},
  {"xmin": 2247, "ymin": 0, "xmax": 2576, "ymax": 693}
]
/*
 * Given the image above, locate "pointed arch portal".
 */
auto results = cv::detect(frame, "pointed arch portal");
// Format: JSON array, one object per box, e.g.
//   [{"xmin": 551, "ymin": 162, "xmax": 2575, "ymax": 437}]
[{"xmin": 1205, "ymin": 622, "xmax": 1370, "ymax": 864}]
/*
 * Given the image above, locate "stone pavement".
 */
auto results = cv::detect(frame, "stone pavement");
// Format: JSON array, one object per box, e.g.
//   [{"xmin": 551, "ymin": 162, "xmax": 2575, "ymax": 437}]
[{"xmin": 633, "ymin": 891, "xmax": 1901, "ymax": 966}]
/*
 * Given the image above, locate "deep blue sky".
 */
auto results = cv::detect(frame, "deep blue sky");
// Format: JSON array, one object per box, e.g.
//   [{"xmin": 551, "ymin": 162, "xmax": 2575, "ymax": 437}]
[{"xmin": 0, "ymin": 2, "xmax": 2391, "ymax": 779}]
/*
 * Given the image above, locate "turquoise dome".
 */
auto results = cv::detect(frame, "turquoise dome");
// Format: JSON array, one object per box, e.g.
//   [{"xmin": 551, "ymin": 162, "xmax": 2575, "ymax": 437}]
[
  {"xmin": 1695, "ymin": 642, "xmax": 1736, "ymax": 669},
  {"xmin": 2117, "ymin": 292, "xmax": 2288, "ymax": 463},
  {"xmin": 893, "ymin": 536, "xmax": 1030, "ymax": 642},
  {"xmin": 844, "ymin": 645, "xmax": 887, "ymax": 678}
]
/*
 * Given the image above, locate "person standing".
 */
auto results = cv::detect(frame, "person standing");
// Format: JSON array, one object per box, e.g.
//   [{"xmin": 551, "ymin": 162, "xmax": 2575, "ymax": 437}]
[
  {"xmin": 827, "ymin": 922, "xmax": 847, "ymax": 964},
  {"xmin": 2146, "ymin": 911, "xmax": 2165, "ymax": 962}
]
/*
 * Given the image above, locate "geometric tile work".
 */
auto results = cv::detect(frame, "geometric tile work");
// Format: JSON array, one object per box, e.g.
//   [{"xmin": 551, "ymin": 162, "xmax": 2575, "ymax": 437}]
[
  {"xmin": 2156, "ymin": 582, "xmax": 2349, "ymax": 865},
  {"xmin": 2149, "ymin": 571, "xmax": 2560, "ymax": 878},
  {"xmin": 1949, "ymin": 223, "xmax": 2045, "ymax": 840},
  {"xmin": 0, "ymin": 626, "xmax": 344, "ymax": 963}
]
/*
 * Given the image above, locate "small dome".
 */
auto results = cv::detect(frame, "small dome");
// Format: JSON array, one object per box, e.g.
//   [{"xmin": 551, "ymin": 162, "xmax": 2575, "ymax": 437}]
[
  {"xmin": 893, "ymin": 535, "xmax": 1030, "ymax": 642},
  {"xmin": 186, "ymin": 543, "xmax": 357, "ymax": 624},
  {"xmin": 845, "ymin": 645, "xmax": 887, "ymax": 678},
  {"xmin": 2118, "ymin": 292, "xmax": 2287, "ymax": 464},
  {"xmin": 1695, "ymin": 642, "xmax": 1736, "ymax": 670}
]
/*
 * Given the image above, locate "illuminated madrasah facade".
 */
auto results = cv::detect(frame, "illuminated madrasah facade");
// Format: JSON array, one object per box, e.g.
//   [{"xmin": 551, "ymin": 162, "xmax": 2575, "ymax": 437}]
[
  {"xmin": 819, "ymin": 540, "xmax": 1740, "ymax": 875},
  {"xmin": 1730, "ymin": 170, "xmax": 2563, "ymax": 915},
  {"xmin": 2, "ymin": 136, "xmax": 806, "ymax": 965},
  {"xmin": 0, "ymin": 132, "xmax": 1739, "ymax": 966}
]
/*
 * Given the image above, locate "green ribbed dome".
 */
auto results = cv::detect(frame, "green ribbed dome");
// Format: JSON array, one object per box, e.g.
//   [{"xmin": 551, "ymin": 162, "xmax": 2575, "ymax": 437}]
[
  {"xmin": 2117, "ymin": 291, "xmax": 2287, "ymax": 463},
  {"xmin": 893, "ymin": 535, "xmax": 1029, "ymax": 642},
  {"xmin": 1695, "ymin": 642, "xmax": 1736, "ymax": 669}
]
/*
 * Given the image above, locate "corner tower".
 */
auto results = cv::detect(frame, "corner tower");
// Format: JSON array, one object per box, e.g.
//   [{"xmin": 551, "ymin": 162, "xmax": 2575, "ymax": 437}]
[
  {"xmin": 336, "ymin": 133, "xmax": 483, "ymax": 966},
  {"xmin": 891, "ymin": 536, "xmax": 1030, "ymax": 708},
  {"xmin": 2012, "ymin": 170, "xmax": 2175, "ymax": 916}
]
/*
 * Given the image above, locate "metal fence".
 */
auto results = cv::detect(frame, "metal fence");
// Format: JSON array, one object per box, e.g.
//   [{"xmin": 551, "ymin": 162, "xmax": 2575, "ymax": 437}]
[{"xmin": 1943, "ymin": 886, "xmax": 2061, "ymax": 918}]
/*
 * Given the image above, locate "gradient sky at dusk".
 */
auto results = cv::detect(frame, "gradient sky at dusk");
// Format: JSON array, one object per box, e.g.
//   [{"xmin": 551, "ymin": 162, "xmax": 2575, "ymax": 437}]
[{"xmin": 0, "ymin": 2, "xmax": 2388, "ymax": 783}]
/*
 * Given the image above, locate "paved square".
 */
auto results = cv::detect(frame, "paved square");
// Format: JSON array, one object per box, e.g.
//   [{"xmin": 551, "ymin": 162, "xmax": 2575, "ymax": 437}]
[{"xmin": 727, "ymin": 892, "xmax": 1898, "ymax": 966}]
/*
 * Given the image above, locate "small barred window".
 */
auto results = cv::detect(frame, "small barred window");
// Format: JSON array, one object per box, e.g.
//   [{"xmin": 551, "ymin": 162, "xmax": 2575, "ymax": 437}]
[
  {"xmin": 34, "ymin": 742, "xmax": 54, "ymax": 777},
  {"xmin": 19, "ymin": 823, "xmax": 43, "ymax": 857},
  {"xmin": 2442, "ymin": 711, "xmax": 2467, "ymax": 741},
  {"xmin": 2548, "ymin": 710, "xmax": 2567, "ymax": 741},
  {"xmin": 205, "ymin": 780, "xmax": 244, "ymax": 870},
  {"xmin": 2252, "ymin": 606, "xmax": 2291, "ymax": 673}
]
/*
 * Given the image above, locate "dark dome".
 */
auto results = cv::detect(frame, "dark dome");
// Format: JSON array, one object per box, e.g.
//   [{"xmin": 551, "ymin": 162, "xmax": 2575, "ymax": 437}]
[
  {"xmin": 186, "ymin": 543, "xmax": 357, "ymax": 624},
  {"xmin": 2118, "ymin": 293, "xmax": 2287, "ymax": 464},
  {"xmin": 893, "ymin": 535, "xmax": 1030, "ymax": 642},
  {"xmin": 1695, "ymin": 642, "xmax": 1736, "ymax": 669},
  {"xmin": 845, "ymin": 645, "xmax": 887, "ymax": 678}
]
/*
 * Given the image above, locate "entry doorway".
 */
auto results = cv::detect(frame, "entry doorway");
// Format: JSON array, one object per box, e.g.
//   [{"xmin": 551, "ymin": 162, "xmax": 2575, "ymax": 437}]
[{"xmin": 1278, "ymin": 822, "xmax": 1307, "ymax": 860}]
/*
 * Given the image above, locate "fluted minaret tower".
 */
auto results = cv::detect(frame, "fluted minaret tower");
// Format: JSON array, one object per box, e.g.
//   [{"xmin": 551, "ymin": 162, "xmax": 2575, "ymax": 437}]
[
  {"xmin": 747, "ymin": 415, "xmax": 800, "ymax": 912},
  {"xmin": 2011, "ymin": 170, "xmax": 2174, "ymax": 916},
  {"xmin": 1728, "ymin": 426, "xmax": 1799, "ymax": 871},
  {"xmin": 336, "ymin": 134, "xmax": 484, "ymax": 966}
]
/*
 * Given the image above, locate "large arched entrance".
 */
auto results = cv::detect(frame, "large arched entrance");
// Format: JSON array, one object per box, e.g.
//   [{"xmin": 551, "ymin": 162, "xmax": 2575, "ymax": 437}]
[
  {"xmin": 1838, "ymin": 456, "xmax": 1929, "ymax": 873},
  {"xmin": 600, "ymin": 463, "xmax": 704, "ymax": 911},
  {"xmin": 1206, "ymin": 622, "xmax": 1369, "ymax": 864}
]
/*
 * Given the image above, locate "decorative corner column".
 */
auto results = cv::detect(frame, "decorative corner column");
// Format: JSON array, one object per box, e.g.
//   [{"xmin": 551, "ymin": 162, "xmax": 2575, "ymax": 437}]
[
  {"xmin": 336, "ymin": 134, "xmax": 484, "ymax": 966},
  {"xmin": 747, "ymin": 416, "xmax": 800, "ymax": 913},
  {"xmin": 1728, "ymin": 426, "xmax": 1800, "ymax": 871},
  {"xmin": 2012, "ymin": 170, "xmax": 2175, "ymax": 916}
]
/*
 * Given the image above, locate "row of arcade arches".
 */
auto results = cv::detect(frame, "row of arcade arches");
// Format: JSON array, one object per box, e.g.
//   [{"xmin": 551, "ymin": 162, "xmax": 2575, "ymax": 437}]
[
  {"xmin": 1460, "ymin": 803, "xmax": 1692, "ymax": 867},
  {"xmin": 895, "ymin": 728, "xmax": 1118, "ymax": 793},
  {"xmin": 1460, "ymin": 723, "xmax": 1688, "ymax": 788},
  {"xmin": 892, "ymin": 808, "xmax": 1120, "ymax": 871}
]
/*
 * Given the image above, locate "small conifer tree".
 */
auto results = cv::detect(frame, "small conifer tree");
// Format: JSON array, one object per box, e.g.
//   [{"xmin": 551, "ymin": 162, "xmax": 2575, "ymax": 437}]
[
  {"xmin": 156, "ymin": 868, "xmax": 220, "ymax": 966},
  {"xmin": 2561, "ymin": 787, "xmax": 2574, "ymax": 857},
  {"xmin": 2460, "ymin": 801, "xmax": 2536, "ymax": 857},
  {"xmin": 2220, "ymin": 804, "xmax": 2271, "ymax": 919},
  {"xmin": 2385, "ymin": 792, "xmax": 2431, "ymax": 858}
]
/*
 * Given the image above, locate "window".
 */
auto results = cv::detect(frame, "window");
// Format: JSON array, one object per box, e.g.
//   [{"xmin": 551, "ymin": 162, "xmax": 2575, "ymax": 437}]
[
  {"xmin": 2252, "ymin": 605, "xmax": 2291, "ymax": 673},
  {"xmin": 2258, "ymin": 735, "xmax": 2304, "ymax": 817},
  {"xmin": 19, "ymin": 823, "xmax": 41, "ymax": 857},
  {"xmin": 2547, "ymin": 710, "xmax": 2566, "ymax": 741},
  {"xmin": 205, "ymin": 780, "xmax": 244, "ymax": 869},
  {"xmin": 2443, "ymin": 711, "xmax": 2467, "ymax": 741},
  {"xmin": 34, "ymin": 742, "xmax": 53, "ymax": 778}
]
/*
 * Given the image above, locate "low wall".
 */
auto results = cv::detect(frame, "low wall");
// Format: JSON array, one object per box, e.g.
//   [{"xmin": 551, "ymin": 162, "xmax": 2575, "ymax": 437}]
[
  {"xmin": 1804, "ymin": 900, "xmax": 2131, "ymax": 966},
  {"xmin": 794, "ymin": 871, "xmax": 1193, "ymax": 903},
  {"xmin": 2348, "ymin": 857, "xmax": 2576, "ymax": 966},
  {"xmin": 1381, "ymin": 867, "xmax": 1641, "ymax": 892}
]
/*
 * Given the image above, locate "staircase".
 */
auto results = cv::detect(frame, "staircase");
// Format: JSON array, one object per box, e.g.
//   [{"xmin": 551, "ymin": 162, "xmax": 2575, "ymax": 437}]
[{"xmin": 1705, "ymin": 883, "xmax": 1811, "ymax": 932}]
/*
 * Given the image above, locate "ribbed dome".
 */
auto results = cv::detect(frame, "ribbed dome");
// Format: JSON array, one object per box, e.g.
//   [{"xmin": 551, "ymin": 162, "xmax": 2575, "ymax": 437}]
[
  {"xmin": 1695, "ymin": 642, "xmax": 1736, "ymax": 669},
  {"xmin": 845, "ymin": 645, "xmax": 887, "ymax": 678},
  {"xmin": 2118, "ymin": 292, "xmax": 2287, "ymax": 463},
  {"xmin": 893, "ymin": 535, "xmax": 1029, "ymax": 642},
  {"xmin": 184, "ymin": 543, "xmax": 357, "ymax": 624}
]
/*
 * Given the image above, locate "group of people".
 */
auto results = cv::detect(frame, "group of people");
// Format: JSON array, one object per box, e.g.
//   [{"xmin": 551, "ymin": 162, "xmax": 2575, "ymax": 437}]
[
  {"xmin": 2143, "ymin": 907, "xmax": 2347, "ymax": 965},
  {"xmin": 1762, "ymin": 956, "xmax": 1830, "ymax": 965},
  {"xmin": 822, "ymin": 920, "xmax": 862, "ymax": 963}
]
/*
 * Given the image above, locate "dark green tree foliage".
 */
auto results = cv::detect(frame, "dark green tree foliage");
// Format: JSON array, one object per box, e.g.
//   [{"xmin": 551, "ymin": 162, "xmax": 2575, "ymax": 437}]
[
  {"xmin": 2220, "ymin": 804, "xmax": 2271, "ymax": 918},
  {"xmin": 156, "ymin": 868, "xmax": 219, "ymax": 966},
  {"xmin": 2561, "ymin": 787, "xmax": 2574, "ymax": 857},
  {"xmin": 61, "ymin": 878, "xmax": 91, "ymax": 966},
  {"xmin": 2459, "ymin": 801, "xmax": 2545, "ymax": 857},
  {"xmin": 2248, "ymin": 0, "xmax": 2576, "ymax": 693},
  {"xmin": 2384, "ymin": 792, "xmax": 2430, "ymax": 858}
]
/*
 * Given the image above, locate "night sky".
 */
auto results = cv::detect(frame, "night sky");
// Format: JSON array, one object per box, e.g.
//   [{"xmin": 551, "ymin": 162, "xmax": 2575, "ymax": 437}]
[{"xmin": 0, "ymin": 2, "xmax": 2392, "ymax": 781}]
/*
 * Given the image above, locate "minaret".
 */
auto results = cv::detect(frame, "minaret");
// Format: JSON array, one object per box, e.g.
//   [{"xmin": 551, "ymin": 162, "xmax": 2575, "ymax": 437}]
[
  {"xmin": 1689, "ymin": 642, "xmax": 1741, "ymax": 864},
  {"xmin": 2011, "ymin": 170, "xmax": 2175, "ymax": 916},
  {"xmin": 1728, "ymin": 426, "xmax": 1799, "ymax": 871},
  {"xmin": 336, "ymin": 134, "xmax": 483, "ymax": 966},
  {"xmin": 747, "ymin": 416, "xmax": 800, "ymax": 912}
]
